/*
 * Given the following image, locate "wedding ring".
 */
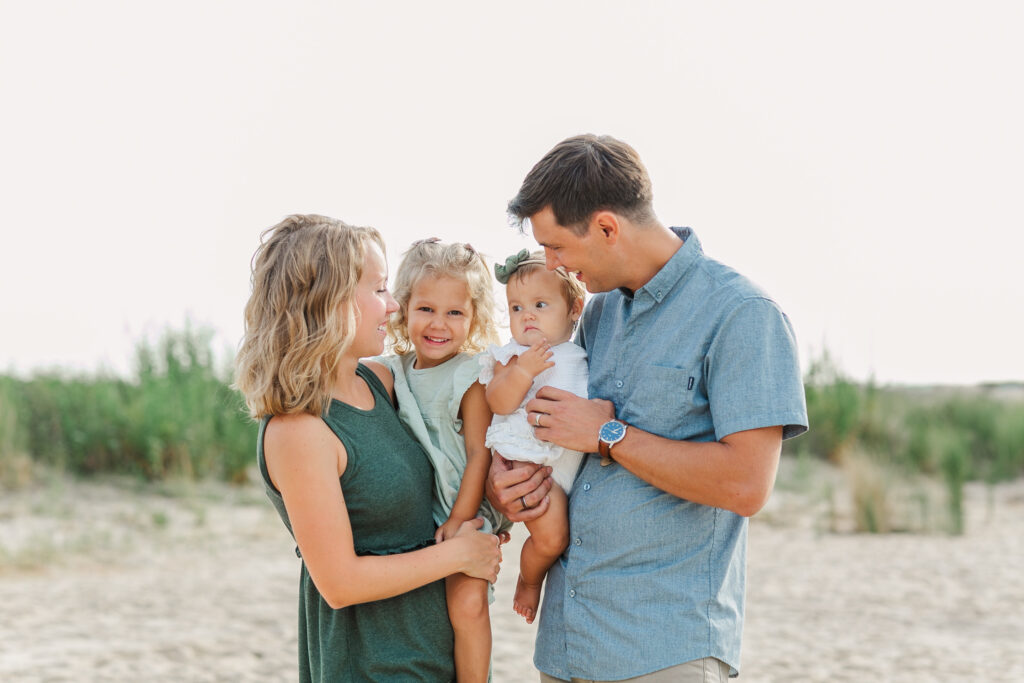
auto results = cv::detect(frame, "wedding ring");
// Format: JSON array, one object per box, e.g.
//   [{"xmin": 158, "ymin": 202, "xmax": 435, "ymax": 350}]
[{"xmin": 520, "ymin": 496, "xmax": 530, "ymax": 511}]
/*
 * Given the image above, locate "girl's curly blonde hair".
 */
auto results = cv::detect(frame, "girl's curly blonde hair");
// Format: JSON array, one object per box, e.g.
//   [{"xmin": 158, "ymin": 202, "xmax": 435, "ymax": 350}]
[
  {"xmin": 387, "ymin": 239, "xmax": 500, "ymax": 355},
  {"xmin": 234, "ymin": 214, "xmax": 384, "ymax": 419}
]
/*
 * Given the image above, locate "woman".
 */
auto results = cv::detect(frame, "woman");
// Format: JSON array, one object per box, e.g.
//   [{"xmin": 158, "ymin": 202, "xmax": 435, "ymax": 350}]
[{"xmin": 235, "ymin": 214, "xmax": 501, "ymax": 681}]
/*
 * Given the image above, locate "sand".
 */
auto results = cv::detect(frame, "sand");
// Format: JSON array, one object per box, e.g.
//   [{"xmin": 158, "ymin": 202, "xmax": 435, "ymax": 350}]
[{"xmin": 1, "ymin": 472, "xmax": 1021, "ymax": 682}]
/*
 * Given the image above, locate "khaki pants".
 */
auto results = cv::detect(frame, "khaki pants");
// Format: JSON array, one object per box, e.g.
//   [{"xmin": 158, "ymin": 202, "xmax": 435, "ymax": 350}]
[{"xmin": 539, "ymin": 658, "xmax": 731, "ymax": 683}]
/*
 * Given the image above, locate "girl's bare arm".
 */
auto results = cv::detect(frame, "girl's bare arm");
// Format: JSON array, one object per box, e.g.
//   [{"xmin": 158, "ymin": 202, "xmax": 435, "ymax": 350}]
[{"xmin": 436, "ymin": 381, "xmax": 493, "ymax": 540}]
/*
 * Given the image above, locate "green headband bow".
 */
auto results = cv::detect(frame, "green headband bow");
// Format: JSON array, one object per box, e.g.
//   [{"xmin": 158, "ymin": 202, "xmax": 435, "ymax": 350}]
[{"xmin": 494, "ymin": 249, "xmax": 546, "ymax": 284}]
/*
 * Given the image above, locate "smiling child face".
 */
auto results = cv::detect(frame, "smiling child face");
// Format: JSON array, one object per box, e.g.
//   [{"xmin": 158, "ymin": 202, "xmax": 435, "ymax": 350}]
[{"xmin": 406, "ymin": 274, "xmax": 474, "ymax": 369}]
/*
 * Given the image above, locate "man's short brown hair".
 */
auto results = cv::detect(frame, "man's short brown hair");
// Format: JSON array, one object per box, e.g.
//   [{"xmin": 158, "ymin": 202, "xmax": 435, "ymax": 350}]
[{"xmin": 508, "ymin": 134, "xmax": 654, "ymax": 235}]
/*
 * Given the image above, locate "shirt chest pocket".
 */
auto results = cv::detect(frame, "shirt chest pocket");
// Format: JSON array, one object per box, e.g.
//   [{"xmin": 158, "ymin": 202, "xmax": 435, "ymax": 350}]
[{"xmin": 621, "ymin": 364, "xmax": 707, "ymax": 438}]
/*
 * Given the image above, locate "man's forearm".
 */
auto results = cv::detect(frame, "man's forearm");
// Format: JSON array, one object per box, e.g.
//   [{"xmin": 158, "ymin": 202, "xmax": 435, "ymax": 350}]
[{"xmin": 603, "ymin": 425, "xmax": 782, "ymax": 517}]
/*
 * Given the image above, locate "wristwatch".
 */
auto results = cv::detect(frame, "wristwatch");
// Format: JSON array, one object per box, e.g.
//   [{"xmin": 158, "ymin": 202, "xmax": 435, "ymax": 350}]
[{"xmin": 598, "ymin": 419, "xmax": 627, "ymax": 466}]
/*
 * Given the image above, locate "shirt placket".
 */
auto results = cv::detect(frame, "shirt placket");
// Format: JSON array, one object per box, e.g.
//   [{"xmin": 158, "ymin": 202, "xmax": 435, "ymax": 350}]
[
  {"xmin": 612, "ymin": 292, "xmax": 655, "ymax": 410},
  {"xmin": 564, "ymin": 298, "xmax": 650, "ymax": 676},
  {"xmin": 562, "ymin": 463, "xmax": 589, "ymax": 673}
]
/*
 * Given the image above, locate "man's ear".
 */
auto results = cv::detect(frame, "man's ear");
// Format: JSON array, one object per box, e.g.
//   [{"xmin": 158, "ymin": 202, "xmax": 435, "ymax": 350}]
[{"xmin": 591, "ymin": 211, "xmax": 620, "ymax": 245}]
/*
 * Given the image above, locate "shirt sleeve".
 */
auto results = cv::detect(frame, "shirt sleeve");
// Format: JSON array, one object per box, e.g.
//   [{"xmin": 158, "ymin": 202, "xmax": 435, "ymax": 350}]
[
  {"xmin": 448, "ymin": 353, "xmax": 483, "ymax": 421},
  {"xmin": 705, "ymin": 297, "xmax": 808, "ymax": 441},
  {"xmin": 477, "ymin": 344, "xmax": 519, "ymax": 385}
]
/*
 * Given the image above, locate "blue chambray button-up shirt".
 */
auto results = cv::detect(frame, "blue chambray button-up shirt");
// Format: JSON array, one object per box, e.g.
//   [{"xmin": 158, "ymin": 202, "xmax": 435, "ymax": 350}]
[{"xmin": 533, "ymin": 227, "xmax": 808, "ymax": 681}]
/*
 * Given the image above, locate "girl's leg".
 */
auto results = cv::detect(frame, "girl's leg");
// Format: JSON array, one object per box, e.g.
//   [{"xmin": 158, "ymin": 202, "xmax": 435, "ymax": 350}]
[
  {"xmin": 446, "ymin": 572, "xmax": 491, "ymax": 683},
  {"xmin": 513, "ymin": 462, "xmax": 569, "ymax": 624}
]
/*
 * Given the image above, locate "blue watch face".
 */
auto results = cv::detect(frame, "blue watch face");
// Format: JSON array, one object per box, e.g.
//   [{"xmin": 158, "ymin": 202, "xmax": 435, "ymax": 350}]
[{"xmin": 600, "ymin": 421, "xmax": 625, "ymax": 443}]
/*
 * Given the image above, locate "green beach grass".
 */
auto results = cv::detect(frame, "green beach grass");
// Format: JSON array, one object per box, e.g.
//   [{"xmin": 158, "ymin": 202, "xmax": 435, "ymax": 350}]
[
  {"xmin": 2, "ymin": 328, "xmax": 1022, "ymax": 534},
  {"xmin": 0, "ymin": 326, "xmax": 252, "ymax": 485}
]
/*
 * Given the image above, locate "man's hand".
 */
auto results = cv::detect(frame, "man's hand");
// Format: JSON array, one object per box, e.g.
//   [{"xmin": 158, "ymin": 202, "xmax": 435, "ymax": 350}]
[
  {"xmin": 526, "ymin": 386, "xmax": 617, "ymax": 452},
  {"xmin": 485, "ymin": 451, "xmax": 553, "ymax": 522}
]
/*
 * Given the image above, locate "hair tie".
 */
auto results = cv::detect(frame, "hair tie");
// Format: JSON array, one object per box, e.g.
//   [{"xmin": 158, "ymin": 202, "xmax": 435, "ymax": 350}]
[{"xmin": 494, "ymin": 249, "xmax": 549, "ymax": 284}]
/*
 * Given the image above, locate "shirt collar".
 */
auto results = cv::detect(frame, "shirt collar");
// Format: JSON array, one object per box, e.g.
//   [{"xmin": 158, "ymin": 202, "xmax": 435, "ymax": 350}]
[{"xmin": 619, "ymin": 227, "xmax": 700, "ymax": 303}]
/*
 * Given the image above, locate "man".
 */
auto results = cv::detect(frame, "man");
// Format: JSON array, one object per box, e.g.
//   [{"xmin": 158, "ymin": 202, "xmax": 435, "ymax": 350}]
[{"xmin": 487, "ymin": 134, "xmax": 808, "ymax": 682}]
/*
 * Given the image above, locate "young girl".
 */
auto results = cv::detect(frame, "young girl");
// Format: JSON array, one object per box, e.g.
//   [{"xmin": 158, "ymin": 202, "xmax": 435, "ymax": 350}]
[
  {"xmin": 379, "ymin": 238, "xmax": 511, "ymax": 683},
  {"xmin": 480, "ymin": 249, "xmax": 588, "ymax": 624},
  {"xmin": 235, "ymin": 216, "xmax": 501, "ymax": 682}
]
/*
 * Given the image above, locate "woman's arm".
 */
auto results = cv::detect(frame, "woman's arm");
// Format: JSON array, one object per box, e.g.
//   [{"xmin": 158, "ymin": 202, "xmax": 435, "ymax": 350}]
[
  {"xmin": 265, "ymin": 413, "xmax": 501, "ymax": 609},
  {"xmin": 436, "ymin": 381, "xmax": 492, "ymax": 541},
  {"xmin": 484, "ymin": 341, "xmax": 554, "ymax": 415}
]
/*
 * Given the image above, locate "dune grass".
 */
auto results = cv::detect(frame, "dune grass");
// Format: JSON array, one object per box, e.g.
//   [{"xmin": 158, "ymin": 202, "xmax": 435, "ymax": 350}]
[
  {"xmin": 785, "ymin": 351, "xmax": 1024, "ymax": 533},
  {"xmin": 0, "ymin": 326, "xmax": 253, "ymax": 485},
  {"xmin": 2, "ymin": 329, "xmax": 1022, "ymax": 535}
]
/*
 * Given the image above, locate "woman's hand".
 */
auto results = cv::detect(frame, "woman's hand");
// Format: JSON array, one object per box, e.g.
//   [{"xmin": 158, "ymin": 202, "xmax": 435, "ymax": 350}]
[{"xmin": 449, "ymin": 517, "xmax": 502, "ymax": 583}]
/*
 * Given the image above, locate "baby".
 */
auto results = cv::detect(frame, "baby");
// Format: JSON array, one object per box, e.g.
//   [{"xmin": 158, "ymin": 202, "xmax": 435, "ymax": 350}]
[{"xmin": 479, "ymin": 249, "xmax": 588, "ymax": 623}]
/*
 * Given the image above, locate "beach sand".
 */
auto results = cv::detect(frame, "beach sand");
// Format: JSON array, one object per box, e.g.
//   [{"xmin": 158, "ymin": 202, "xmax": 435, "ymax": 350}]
[{"xmin": 1, "ymin": 472, "xmax": 1021, "ymax": 682}]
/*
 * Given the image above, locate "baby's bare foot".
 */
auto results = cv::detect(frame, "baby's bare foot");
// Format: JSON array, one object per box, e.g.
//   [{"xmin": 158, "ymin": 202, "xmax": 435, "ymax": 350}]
[{"xmin": 513, "ymin": 574, "xmax": 542, "ymax": 624}]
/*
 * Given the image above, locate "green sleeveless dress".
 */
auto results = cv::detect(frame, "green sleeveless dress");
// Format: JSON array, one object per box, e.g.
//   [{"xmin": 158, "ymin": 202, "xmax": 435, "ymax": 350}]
[{"xmin": 257, "ymin": 364, "xmax": 455, "ymax": 682}]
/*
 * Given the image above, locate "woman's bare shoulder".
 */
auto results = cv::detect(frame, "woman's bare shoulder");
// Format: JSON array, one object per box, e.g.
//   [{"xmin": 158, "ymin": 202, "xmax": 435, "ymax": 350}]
[
  {"xmin": 362, "ymin": 359, "xmax": 396, "ymax": 397},
  {"xmin": 264, "ymin": 412, "xmax": 337, "ymax": 456}
]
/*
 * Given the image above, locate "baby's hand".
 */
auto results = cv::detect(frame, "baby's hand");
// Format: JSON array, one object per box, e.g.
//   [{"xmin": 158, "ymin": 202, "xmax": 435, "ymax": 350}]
[
  {"xmin": 515, "ymin": 340, "xmax": 555, "ymax": 379},
  {"xmin": 434, "ymin": 516, "xmax": 466, "ymax": 543}
]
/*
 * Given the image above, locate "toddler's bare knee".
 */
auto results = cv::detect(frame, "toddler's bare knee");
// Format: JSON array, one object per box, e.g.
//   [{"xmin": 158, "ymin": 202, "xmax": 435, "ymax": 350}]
[
  {"xmin": 448, "ymin": 586, "xmax": 489, "ymax": 624},
  {"xmin": 531, "ymin": 526, "xmax": 569, "ymax": 559}
]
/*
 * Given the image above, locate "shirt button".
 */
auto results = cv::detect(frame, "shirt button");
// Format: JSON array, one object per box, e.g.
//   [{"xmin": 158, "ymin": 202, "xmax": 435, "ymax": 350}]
[
  {"xmin": 615, "ymin": 380, "xmax": 624, "ymax": 388},
  {"xmin": 574, "ymin": 538, "xmax": 582, "ymax": 546},
  {"xmin": 569, "ymin": 589, "xmax": 576, "ymax": 598},
  {"xmin": 583, "ymin": 483, "xmax": 591, "ymax": 491}
]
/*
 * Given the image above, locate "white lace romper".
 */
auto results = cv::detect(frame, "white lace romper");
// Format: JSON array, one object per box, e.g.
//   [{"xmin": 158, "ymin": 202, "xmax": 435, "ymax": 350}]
[{"xmin": 478, "ymin": 340, "xmax": 589, "ymax": 492}]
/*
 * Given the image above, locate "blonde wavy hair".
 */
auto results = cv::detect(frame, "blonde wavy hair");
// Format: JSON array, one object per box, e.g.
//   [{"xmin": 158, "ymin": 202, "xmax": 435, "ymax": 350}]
[
  {"xmin": 387, "ymin": 239, "xmax": 500, "ymax": 355},
  {"xmin": 235, "ymin": 214, "xmax": 385, "ymax": 419},
  {"xmin": 506, "ymin": 250, "xmax": 587, "ymax": 312}
]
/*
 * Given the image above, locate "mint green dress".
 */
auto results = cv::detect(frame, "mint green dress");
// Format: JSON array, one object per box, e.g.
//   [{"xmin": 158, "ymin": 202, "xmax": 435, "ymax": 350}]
[
  {"xmin": 257, "ymin": 363, "xmax": 455, "ymax": 682},
  {"xmin": 380, "ymin": 352, "xmax": 510, "ymax": 537}
]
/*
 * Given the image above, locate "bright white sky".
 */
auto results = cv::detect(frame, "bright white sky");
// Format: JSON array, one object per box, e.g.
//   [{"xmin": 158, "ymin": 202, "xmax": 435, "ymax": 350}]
[{"xmin": 1, "ymin": 1, "xmax": 1022, "ymax": 385}]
